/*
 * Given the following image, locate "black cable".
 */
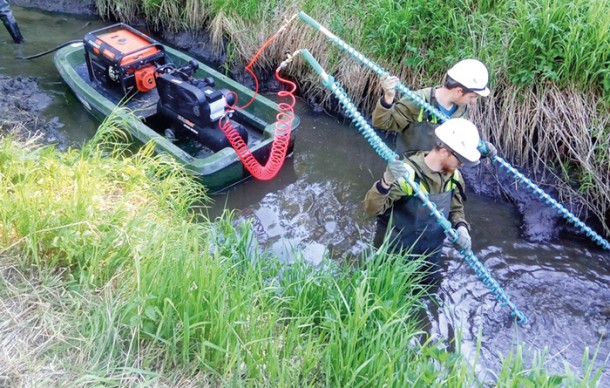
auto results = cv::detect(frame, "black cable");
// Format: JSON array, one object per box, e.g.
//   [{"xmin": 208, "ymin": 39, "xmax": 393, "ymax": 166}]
[{"xmin": 18, "ymin": 40, "xmax": 83, "ymax": 60}]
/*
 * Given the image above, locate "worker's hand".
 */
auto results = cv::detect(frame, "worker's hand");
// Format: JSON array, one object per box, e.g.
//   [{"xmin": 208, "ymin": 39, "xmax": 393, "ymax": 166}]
[
  {"xmin": 480, "ymin": 141, "xmax": 498, "ymax": 159},
  {"xmin": 380, "ymin": 74, "xmax": 399, "ymax": 102},
  {"xmin": 381, "ymin": 74, "xmax": 400, "ymax": 93},
  {"xmin": 384, "ymin": 159, "xmax": 414, "ymax": 184},
  {"xmin": 453, "ymin": 226, "xmax": 472, "ymax": 252}
]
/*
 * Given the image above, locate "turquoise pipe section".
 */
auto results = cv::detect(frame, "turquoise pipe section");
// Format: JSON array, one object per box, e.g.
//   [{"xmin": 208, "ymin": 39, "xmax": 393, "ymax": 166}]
[
  {"xmin": 297, "ymin": 11, "xmax": 610, "ymax": 251},
  {"xmin": 293, "ymin": 48, "xmax": 528, "ymax": 325}
]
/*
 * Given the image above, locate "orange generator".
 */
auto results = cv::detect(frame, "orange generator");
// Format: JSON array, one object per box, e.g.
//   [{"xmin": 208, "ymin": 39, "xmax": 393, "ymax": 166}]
[{"xmin": 83, "ymin": 23, "xmax": 167, "ymax": 96}]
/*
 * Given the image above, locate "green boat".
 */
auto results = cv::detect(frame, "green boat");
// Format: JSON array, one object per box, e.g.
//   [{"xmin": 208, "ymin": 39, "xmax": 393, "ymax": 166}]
[{"xmin": 53, "ymin": 23, "xmax": 299, "ymax": 193}]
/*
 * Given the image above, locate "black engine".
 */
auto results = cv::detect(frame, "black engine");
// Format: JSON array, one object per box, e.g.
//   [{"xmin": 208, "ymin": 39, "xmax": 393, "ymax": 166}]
[{"xmin": 155, "ymin": 60, "xmax": 248, "ymax": 151}]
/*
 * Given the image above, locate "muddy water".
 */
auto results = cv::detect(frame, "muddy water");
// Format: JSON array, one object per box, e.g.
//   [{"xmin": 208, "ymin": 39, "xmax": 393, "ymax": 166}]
[{"xmin": 3, "ymin": 5, "xmax": 609, "ymax": 384}]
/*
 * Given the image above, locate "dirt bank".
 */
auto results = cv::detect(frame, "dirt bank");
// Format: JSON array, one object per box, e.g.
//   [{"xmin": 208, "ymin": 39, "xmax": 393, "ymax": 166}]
[
  {"xmin": 462, "ymin": 162, "xmax": 563, "ymax": 242},
  {"xmin": 13, "ymin": 0, "xmax": 96, "ymax": 15},
  {"xmin": 0, "ymin": 74, "xmax": 69, "ymax": 149}
]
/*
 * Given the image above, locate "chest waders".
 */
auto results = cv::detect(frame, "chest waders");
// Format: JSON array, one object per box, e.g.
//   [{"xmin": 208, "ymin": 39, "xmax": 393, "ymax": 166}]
[
  {"xmin": 374, "ymin": 168, "xmax": 460, "ymax": 281},
  {"xmin": 398, "ymin": 121, "xmax": 439, "ymax": 157}
]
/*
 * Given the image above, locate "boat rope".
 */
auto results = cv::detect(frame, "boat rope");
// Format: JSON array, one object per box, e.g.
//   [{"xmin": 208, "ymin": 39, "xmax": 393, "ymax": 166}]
[
  {"xmin": 285, "ymin": 48, "xmax": 528, "ymax": 325},
  {"xmin": 218, "ymin": 13, "xmax": 299, "ymax": 180},
  {"xmin": 296, "ymin": 11, "xmax": 610, "ymax": 251}
]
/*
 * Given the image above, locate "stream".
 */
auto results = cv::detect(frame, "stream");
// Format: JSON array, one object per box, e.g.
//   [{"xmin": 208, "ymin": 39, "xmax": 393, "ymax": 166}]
[{"xmin": 2, "ymin": 5, "xmax": 609, "ymax": 383}]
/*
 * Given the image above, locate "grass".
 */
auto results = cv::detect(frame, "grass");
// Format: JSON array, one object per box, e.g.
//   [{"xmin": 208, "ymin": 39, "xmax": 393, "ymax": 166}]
[
  {"xmin": 1, "ymin": 110, "xmax": 604, "ymax": 385},
  {"xmin": 506, "ymin": 0, "xmax": 610, "ymax": 92},
  {"xmin": 0, "ymin": 109, "xmax": 206, "ymax": 285}
]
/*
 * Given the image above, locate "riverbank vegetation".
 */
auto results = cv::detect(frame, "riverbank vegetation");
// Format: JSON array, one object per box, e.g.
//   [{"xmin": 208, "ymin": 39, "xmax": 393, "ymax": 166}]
[
  {"xmin": 95, "ymin": 0, "xmax": 610, "ymax": 238},
  {"xmin": 1, "ymin": 113, "xmax": 602, "ymax": 385}
]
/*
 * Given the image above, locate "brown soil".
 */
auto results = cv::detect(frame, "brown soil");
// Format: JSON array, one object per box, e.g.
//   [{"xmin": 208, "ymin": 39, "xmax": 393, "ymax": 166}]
[
  {"xmin": 0, "ymin": 74, "xmax": 68, "ymax": 149},
  {"xmin": 13, "ymin": 0, "xmax": 96, "ymax": 15}
]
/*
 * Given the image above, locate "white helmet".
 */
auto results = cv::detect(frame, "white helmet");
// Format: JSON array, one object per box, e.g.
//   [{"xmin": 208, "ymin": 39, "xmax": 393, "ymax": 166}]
[
  {"xmin": 446, "ymin": 59, "xmax": 490, "ymax": 97},
  {"xmin": 435, "ymin": 118, "xmax": 481, "ymax": 166}
]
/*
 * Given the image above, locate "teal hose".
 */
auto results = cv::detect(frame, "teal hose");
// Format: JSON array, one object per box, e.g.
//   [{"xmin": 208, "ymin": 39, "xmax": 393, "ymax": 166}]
[
  {"xmin": 297, "ymin": 11, "xmax": 610, "ymax": 252},
  {"xmin": 293, "ymin": 48, "xmax": 528, "ymax": 325}
]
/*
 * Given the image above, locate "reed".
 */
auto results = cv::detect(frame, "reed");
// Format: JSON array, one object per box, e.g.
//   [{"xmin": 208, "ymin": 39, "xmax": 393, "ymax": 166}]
[{"xmin": 95, "ymin": 0, "xmax": 141, "ymax": 22}]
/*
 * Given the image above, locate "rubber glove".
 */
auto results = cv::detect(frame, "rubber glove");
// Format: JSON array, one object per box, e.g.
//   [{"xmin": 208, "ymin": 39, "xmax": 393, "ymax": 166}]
[
  {"xmin": 384, "ymin": 159, "xmax": 414, "ymax": 184},
  {"xmin": 453, "ymin": 226, "xmax": 472, "ymax": 252},
  {"xmin": 481, "ymin": 141, "xmax": 498, "ymax": 159},
  {"xmin": 380, "ymin": 74, "xmax": 399, "ymax": 101},
  {"xmin": 381, "ymin": 74, "xmax": 400, "ymax": 93}
]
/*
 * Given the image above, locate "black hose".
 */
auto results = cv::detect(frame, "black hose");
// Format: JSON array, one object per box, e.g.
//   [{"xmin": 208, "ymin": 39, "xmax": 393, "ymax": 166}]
[{"xmin": 18, "ymin": 39, "xmax": 83, "ymax": 60}]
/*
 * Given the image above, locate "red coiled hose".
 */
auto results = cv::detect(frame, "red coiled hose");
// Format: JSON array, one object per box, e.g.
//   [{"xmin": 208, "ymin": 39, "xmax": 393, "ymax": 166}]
[
  {"xmin": 217, "ymin": 19, "xmax": 297, "ymax": 181},
  {"xmin": 218, "ymin": 68, "xmax": 295, "ymax": 180}
]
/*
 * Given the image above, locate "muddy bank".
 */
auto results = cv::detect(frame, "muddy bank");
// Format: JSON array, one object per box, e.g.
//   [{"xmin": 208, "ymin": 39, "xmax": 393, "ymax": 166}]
[
  {"xmin": 159, "ymin": 29, "xmax": 286, "ymax": 96},
  {"xmin": 13, "ymin": 0, "xmax": 96, "ymax": 15},
  {"xmin": 462, "ymin": 162, "xmax": 563, "ymax": 242},
  {"xmin": 464, "ymin": 160, "xmax": 605, "ymax": 244},
  {"xmin": 0, "ymin": 74, "xmax": 69, "ymax": 150}
]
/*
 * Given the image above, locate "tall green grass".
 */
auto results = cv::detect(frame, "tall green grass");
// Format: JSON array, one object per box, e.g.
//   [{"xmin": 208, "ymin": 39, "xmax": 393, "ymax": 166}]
[
  {"xmin": 506, "ymin": 0, "xmax": 610, "ymax": 93},
  {"xmin": 0, "ymin": 108, "xmax": 206, "ymax": 284},
  {"xmin": 127, "ymin": 217, "xmax": 434, "ymax": 384}
]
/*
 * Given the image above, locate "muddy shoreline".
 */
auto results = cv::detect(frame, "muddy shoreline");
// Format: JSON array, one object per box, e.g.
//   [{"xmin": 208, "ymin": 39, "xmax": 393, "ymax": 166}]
[
  {"xmin": 13, "ymin": 0, "xmax": 96, "ymax": 15},
  {"xmin": 4, "ymin": 0, "xmax": 598, "ymax": 244},
  {"xmin": 0, "ymin": 75, "xmax": 70, "ymax": 149}
]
